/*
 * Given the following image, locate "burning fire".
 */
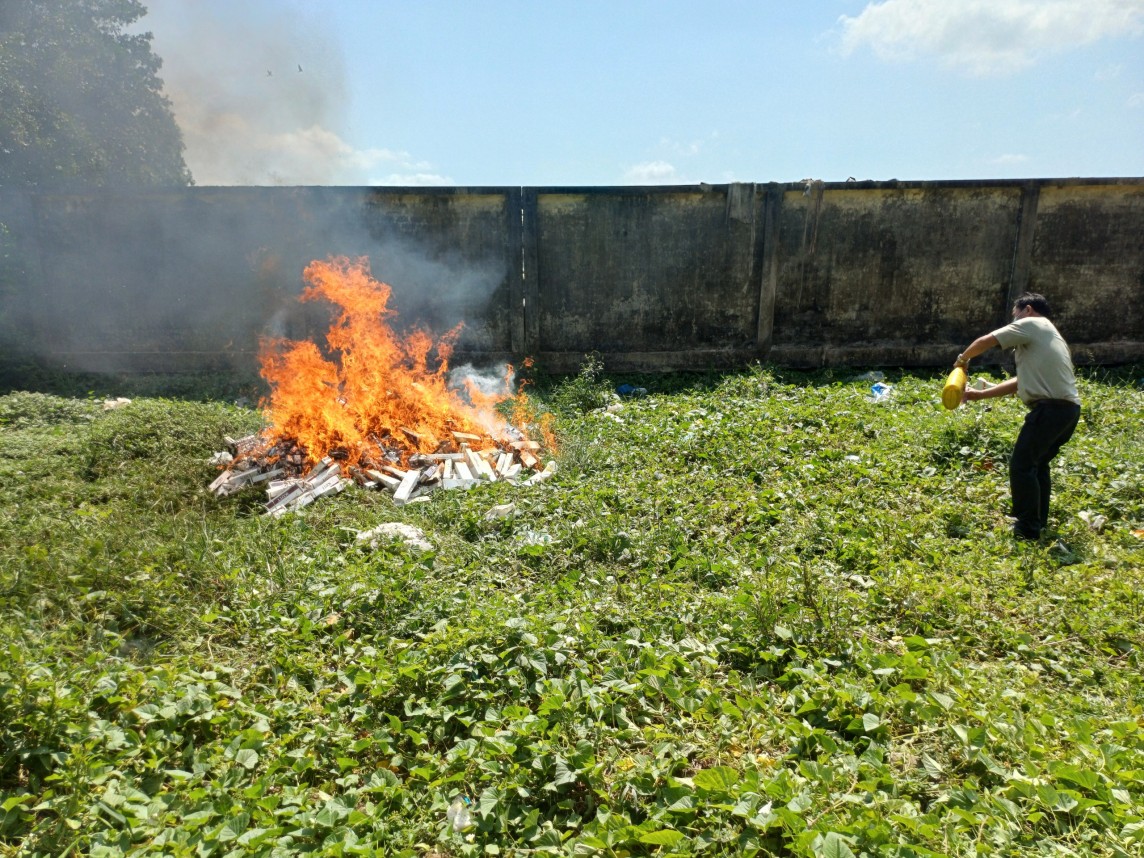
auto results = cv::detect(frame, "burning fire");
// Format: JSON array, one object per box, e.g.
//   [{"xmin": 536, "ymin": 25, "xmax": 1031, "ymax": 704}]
[{"xmin": 257, "ymin": 256, "xmax": 532, "ymax": 468}]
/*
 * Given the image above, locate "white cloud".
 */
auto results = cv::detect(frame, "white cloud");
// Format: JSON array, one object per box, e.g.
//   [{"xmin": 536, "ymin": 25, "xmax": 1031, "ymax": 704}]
[
  {"xmin": 990, "ymin": 153, "xmax": 1029, "ymax": 165},
  {"xmin": 1128, "ymin": 92, "xmax": 1144, "ymax": 107},
  {"xmin": 626, "ymin": 133, "xmax": 722, "ymax": 184},
  {"xmin": 623, "ymin": 160, "xmax": 682, "ymax": 184},
  {"xmin": 175, "ymin": 106, "xmax": 440, "ymax": 185},
  {"xmin": 838, "ymin": 0, "xmax": 1144, "ymax": 76}
]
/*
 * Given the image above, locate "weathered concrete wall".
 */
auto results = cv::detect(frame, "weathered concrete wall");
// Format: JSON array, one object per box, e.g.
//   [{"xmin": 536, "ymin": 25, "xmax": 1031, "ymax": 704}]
[
  {"xmin": 527, "ymin": 186, "xmax": 765, "ymax": 371},
  {"xmin": 768, "ymin": 182, "xmax": 1025, "ymax": 366},
  {"xmin": 1026, "ymin": 183, "xmax": 1144, "ymax": 364},
  {"xmin": 766, "ymin": 178, "xmax": 1144, "ymax": 368},
  {"xmin": 0, "ymin": 179, "xmax": 1140, "ymax": 379}
]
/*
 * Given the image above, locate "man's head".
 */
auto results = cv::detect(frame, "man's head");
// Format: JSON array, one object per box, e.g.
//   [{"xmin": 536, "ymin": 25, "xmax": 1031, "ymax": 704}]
[{"xmin": 1012, "ymin": 292, "xmax": 1051, "ymax": 319}]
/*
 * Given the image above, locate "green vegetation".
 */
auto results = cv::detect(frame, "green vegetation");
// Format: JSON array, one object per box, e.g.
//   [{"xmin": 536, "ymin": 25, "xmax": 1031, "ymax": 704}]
[
  {"xmin": 1, "ymin": 367, "xmax": 1142, "ymax": 857},
  {"xmin": 0, "ymin": 0, "xmax": 191, "ymax": 188}
]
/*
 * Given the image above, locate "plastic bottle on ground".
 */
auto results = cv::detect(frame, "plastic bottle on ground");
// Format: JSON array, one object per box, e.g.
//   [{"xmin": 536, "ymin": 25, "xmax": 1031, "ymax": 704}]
[{"xmin": 446, "ymin": 796, "xmax": 471, "ymax": 832}]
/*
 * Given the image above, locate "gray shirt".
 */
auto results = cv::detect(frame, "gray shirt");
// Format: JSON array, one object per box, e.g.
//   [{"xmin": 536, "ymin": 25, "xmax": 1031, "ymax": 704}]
[{"xmin": 991, "ymin": 316, "xmax": 1081, "ymax": 406}]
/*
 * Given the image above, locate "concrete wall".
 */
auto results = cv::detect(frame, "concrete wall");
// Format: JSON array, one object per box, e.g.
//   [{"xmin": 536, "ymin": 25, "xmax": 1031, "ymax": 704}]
[
  {"xmin": 1028, "ymin": 184, "xmax": 1144, "ymax": 363},
  {"xmin": 526, "ymin": 186, "xmax": 765, "ymax": 370},
  {"xmin": 0, "ymin": 178, "xmax": 1140, "ymax": 379},
  {"xmin": 768, "ymin": 183, "xmax": 1023, "ymax": 366},
  {"xmin": 766, "ymin": 179, "xmax": 1144, "ymax": 368}
]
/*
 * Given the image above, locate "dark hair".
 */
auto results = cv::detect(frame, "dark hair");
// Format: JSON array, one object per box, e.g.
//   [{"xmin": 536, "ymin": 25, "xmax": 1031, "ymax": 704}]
[{"xmin": 1013, "ymin": 292, "xmax": 1051, "ymax": 318}]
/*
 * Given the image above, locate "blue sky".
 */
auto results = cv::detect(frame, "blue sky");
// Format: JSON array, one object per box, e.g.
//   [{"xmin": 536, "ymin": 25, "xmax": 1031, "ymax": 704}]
[{"xmin": 141, "ymin": 1, "xmax": 1144, "ymax": 186}]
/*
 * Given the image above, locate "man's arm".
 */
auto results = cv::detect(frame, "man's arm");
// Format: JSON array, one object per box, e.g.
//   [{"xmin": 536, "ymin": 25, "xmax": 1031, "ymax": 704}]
[
  {"xmin": 954, "ymin": 333, "xmax": 1000, "ymax": 368},
  {"xmin": 962, "ymin": 376, "xmax": 1017, "ymax": 403}
]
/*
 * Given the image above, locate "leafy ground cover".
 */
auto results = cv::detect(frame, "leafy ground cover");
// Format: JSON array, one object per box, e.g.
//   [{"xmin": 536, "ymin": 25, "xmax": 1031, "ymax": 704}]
[{"xmin": 0, "ymin": 367, "xmax": 1142, "ymax": 857}]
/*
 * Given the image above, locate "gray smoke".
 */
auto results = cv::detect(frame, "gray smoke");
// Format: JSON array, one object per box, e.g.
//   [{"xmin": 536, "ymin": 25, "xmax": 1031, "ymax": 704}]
[
  {"xmin": 0, "ymin": 185, "xmax": 507, "ymax": 377},
  {"xmin": 141, "ymin": 0, "xmax": 361, "ymax": 186},
  {"xmin": 449, "ymin": 362, "xmax": 517, "ymax": 401},
  {"xmin": 1, "ymin": 3, "xmax": 505, "ymax": 381},
  {"xmin": 447, "ymin": 362, "xmax": 518, "ymax": 436}
]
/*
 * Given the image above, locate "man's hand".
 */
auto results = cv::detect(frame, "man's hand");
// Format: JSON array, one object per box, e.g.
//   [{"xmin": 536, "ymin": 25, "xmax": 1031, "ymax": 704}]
[
  {"xmin": 955, "ymin": 334, "xmax": 1000, "ymax": 369},
  {"xmin": 960, "ymin": 386, "xmax": 977, "ymax": 406}
]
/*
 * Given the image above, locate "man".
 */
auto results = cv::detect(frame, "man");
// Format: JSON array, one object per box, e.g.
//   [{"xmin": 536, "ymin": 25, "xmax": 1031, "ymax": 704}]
[{"xmin": 954, "ymin": 293, "xmax": 1082, "ymax": 541}]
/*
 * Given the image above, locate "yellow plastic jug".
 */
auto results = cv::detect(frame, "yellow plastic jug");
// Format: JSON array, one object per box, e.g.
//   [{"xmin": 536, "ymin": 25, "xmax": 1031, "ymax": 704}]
[{"xmin": 942, "ymin": 366, "xmax": 967, "ymax": 410}]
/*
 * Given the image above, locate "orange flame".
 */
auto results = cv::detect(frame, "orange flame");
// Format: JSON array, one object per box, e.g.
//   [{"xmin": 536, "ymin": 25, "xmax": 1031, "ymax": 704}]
[
  {"xmin": 259, "ymin": 256, "xmax": 514, "ymax": 466},
  {"xmin": 509, "ymin": 357, "xmax": 558, "ymax": 454}
]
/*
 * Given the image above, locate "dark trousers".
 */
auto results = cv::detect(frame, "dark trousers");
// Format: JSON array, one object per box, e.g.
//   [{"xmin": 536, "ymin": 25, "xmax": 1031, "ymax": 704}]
[{"xmin": 1010, "ymin": 400, "xmax": 1081, "ymax": 536}]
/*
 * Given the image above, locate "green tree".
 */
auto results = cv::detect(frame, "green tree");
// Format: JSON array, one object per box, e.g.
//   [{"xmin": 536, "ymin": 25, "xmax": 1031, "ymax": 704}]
[{"xmin": 0, "ymin": 0, "xmax": 192, "ymax": 188}]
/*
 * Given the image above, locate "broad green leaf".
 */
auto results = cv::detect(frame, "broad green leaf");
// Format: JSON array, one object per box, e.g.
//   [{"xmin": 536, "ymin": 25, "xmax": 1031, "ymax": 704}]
[
  {"xmin": 1041, "ymin": 788, "xmax": 1079, "ymax": 813},
  {"xmin": 639, "ymin": 829, "xmax": 685, "ymax": 846},
  {"xmin": 315, "ymin": 800, "xmax": 347, "ymax": 827},
  {"xmin": 479, "ymin": 788, "xmax": 503, "ymax": 818},
  {"xmin": 892, "ymin": 683, "xmax": 918, "ymax": 703},
  {"xmin": 693, "ymin": 766, "xmax": 739, "ymax": 793},
  {"xmin": 180, "ymin": 809, "xmax": 214, "ymax": 827},
  {"xmin": 1036, "ymin": 784, "xmax": 1061, "ymax": 808},
  {"xmin": 819, "ymin": 832, "xmax": 856, "ymax": 858},
  {"xmin": 553, "ymin": 756, "xmax": 578, "ymax": 786},
  {"xmin": 666, "ymin": 794, "xmax": 696, "ymax": 813},
  {"xmin": 96, "ymin": 801, "xmax": 125, "ymax": 826},
  {"xmin": 532, "ymin": 828, "xmax": 564, "ymax": 848},
  {"xmin": 1052, "ymin": 764, "xmax": 1100, "ymax": 791},
  {"xmin": 750, "ymin": 802, "xmax": 777, "ymax": 829},
  {"xmin": 1, "ymin": 795, "xmax": 33, "ymax": 812},
  {"xmin": 218, "ymin": 811, "xmax": 251, "ymax": 843},
  {"xmin": 236, "ymin": 827, "xmax": 269, "ymax": 846},
  {"xmin": 234, "ymin": 748, "xmax": 259, "ymax": 770},
  {"xmin": 921, "ymin": 753, "xmax": 944, "ymax": 779},
  {"xmin": 787, "ymin": 792, "xmax": 813, "ymax": 813},
  {"xmin": 930, "ymin": 692, "xmax": 954, "ymax": 711},
  {"xmin": 577, "ymin": 835, "xmax": 609, "ymax": 849}
]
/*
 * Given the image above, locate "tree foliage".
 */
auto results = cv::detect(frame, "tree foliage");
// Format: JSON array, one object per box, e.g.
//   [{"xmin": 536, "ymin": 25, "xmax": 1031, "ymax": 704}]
[{"xmin": 0, "ymin": 0, "xmax": 191, "ymax": 188}]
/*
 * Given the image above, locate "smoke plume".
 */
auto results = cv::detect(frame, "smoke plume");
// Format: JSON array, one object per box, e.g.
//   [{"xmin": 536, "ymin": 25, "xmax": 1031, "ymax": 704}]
[{"xmin": 141, "ymin": 0, "xmax": 409, "ymax": 186}]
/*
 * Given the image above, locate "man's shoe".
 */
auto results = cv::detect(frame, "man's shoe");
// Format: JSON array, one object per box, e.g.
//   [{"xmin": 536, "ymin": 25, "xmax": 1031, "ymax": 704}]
[{"xmin": 1013, "ymin": 525, "xmax": 1041, "ymax": 541}]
